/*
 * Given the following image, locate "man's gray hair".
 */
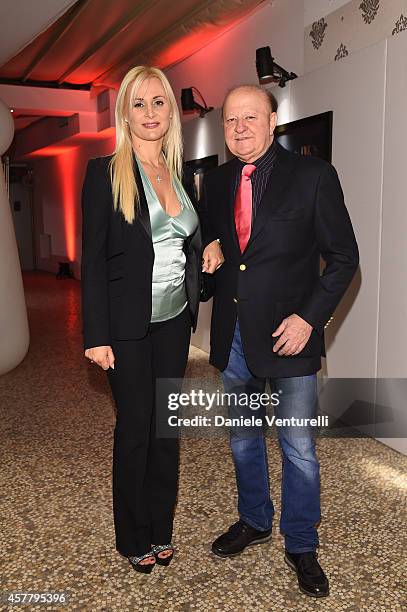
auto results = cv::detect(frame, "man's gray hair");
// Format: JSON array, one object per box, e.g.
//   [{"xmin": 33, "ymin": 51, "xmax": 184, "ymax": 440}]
[{"xmin": 221, "ymin": 84, "xmax": 278, "ymax": 118}]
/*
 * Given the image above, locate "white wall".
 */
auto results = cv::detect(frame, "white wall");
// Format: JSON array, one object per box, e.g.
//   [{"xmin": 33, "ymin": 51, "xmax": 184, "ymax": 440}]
[
  {"xmin": 285, "ymin": 40, "xmax": 386, "ymax": 379},
  {"xmin": 304, "ymin": 0, "xmax": 407, "ymax": 74},
  {"xmin": 182, "ymin": 34, "xmax": 407, "ymax": 454},
  {"xmin": 281, "ymin": 37, "xmax": 407, "ymax": 453},
  {"xmin": 184, "ymin": 41, "xmax": 386, "ymax": 377},
  {"xmin": 375, "ymin": 32, "xmax": 407, "ymax": 455},
  {"xmin": 378, "ymin": 31, "xmax": 407, "ymax": 378},
  {"xmin": 166, "ymin": 0, "xmax": 305, "ymax": 116},
  {"xmin": 304, "ymin": 0, "xmax": 352, "ymax": 26}
]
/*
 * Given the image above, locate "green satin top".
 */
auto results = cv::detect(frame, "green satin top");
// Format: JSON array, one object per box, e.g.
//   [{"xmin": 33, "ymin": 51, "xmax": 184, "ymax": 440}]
[{"xmin": 136, "ymin": 157, "xmax": 199, "ymax": 323}]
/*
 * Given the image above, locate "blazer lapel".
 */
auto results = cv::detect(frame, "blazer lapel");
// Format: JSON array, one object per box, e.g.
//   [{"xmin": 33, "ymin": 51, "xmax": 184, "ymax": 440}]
[
  {"xmin": 132, "ymin": 155, "xmax": 152, "ymax": 244},
  {"xmin": 181, "ymin": 166, "xmax": 197, "ymax": 206},
  {"xmin": 224, "ymin": 158, "xmax": 241, "ymax": 251},
  {"xmin": 245, "ymin": 143, "xmax": 297, "ymax": 249}
]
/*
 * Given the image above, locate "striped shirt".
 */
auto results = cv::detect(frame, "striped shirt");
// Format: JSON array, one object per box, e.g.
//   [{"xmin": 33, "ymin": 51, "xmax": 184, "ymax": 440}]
[{"xmin": 234, "ymin": 139, "xmax": 277, "ymax": 221}]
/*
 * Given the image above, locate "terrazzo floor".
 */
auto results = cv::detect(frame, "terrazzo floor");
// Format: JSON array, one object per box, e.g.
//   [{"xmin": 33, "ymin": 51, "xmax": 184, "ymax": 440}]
[{"xmin": 1, "ymin": 272, "xmax": 406, "ymax": 612}]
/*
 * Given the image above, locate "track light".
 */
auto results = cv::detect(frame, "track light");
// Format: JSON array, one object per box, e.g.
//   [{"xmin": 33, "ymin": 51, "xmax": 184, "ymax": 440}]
[
  {"xmin": 181, "ymin": 87, "xmax": 213, "ymax": 118},
  {"xmin": 256, "ymin": 46, "xmax": 297, "ymax": 88}
]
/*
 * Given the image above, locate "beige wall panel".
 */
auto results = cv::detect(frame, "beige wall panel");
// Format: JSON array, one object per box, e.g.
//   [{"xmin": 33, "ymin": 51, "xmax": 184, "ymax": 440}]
[{"xmin": 378, "ymin": 32, "xmax": 407, "ymax": 377}]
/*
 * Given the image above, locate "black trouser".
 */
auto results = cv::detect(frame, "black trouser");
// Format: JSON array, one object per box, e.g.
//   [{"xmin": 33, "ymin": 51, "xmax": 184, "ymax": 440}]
[{"xmin": 107, "ymin": 307, "xmax": 191, "ymax": 557}]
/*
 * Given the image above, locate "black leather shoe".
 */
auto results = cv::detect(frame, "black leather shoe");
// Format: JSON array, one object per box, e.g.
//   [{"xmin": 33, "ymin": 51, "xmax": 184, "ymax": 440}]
[
  {"xmin": 212, "ymin": 520, "xmax": 272, "ymax": 558},
  {"xmin": 285, "ymin": 551, "xmax": 329, "ymax": 597}
]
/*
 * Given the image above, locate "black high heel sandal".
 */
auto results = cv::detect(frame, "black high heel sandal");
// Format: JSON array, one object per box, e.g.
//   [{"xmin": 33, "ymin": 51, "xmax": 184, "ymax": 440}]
[
  {"xmin": 128, "ymin": 551, "xmax": 156, "ymax": 574},
  {"xmin": 151, "ymin": 544, "xmax": 174, "ymax": 566}
]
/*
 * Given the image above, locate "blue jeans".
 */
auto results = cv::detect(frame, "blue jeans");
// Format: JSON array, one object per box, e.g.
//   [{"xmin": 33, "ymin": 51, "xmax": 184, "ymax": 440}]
[{"xmin": 221, "ymin": 319, "xmax": 320, "ymax": 553}]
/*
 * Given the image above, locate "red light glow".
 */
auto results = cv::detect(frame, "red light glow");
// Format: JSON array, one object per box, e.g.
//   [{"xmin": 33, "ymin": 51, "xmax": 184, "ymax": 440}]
[
  {"xmin": 155, "ymin": 19, "xmax": 242, "ymax": 68},
  {"xmin": 157, "ymin": 29, "xmax": 215, "ymax": 67},
  {"xmin": 56, "ymin": 149, "xmax": 79, "ymax": 262},
  {"xmin": 28, "ymin": 146, "xmax": 78, "ymax": 157},
  {"xmin": 26, "ymin": 132, "xmax": 115, "ymax": 264}
]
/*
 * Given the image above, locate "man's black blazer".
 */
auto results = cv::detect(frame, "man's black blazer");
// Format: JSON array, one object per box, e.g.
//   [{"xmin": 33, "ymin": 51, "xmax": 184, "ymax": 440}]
[
  {"xmin": 81, "ymin": 155, "xmax": 202, "ymax": 350},
  {"xmin": 200, "ymin": 141, "xmax": 359, "ymax": 377}
]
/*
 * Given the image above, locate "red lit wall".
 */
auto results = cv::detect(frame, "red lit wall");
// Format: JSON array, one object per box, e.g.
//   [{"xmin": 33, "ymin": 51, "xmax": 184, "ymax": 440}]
[{"xmin": 31, "ymin": 137, "xmax": 115, "ymax": 278}]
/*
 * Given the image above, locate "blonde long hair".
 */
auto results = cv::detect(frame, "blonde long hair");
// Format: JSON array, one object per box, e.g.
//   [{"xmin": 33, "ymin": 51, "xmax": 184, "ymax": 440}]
[{"xmin": 109, "ymin": 66, "xmax": 183, "ymax": 223}]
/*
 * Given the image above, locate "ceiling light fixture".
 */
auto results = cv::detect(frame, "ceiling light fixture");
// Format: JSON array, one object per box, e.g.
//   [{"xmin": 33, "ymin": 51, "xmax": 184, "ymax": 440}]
[
  {"xmin": 256, "ymin": 46, "xmax": 297, "ymax": 87},
  {"xmin": 181, "ymin": 87, "xmax": 213, "ymax": 118}
]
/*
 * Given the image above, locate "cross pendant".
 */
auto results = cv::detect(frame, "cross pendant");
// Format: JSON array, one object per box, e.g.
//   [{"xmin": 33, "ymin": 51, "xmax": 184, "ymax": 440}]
[{"xmin": 156, "ymin": 175, "xmax": 162, "ymax": 183}]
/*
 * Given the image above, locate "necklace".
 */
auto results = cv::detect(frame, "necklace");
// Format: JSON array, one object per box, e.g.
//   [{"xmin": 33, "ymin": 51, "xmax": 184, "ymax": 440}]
[{"xmin": 136, "ymin": 152, "xmax": 166, "ymax": 183}]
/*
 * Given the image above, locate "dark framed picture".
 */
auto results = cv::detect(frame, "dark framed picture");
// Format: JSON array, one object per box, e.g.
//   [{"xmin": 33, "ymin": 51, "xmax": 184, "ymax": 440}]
[
  {"xmin": 275, "ymin": 111, "xmax": 333, "ymax": 162},
  {"xmin": 185, "ymin": 154, "xmax": 219, "ymax": 200}
]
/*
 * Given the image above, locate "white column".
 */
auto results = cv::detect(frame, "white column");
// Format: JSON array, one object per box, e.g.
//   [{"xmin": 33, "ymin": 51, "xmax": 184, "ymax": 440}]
[{"xmin": 0, "ymin": 98, "xmax": 29, "ymax": 375}]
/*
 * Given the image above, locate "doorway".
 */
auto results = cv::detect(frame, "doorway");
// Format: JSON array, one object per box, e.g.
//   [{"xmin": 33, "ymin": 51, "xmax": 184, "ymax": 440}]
[{"xmin": 9, "ymin": 164, "xmax": 35, "ymax": 271}]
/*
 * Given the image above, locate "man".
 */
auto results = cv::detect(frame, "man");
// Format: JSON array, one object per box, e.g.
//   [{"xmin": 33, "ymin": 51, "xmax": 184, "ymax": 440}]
[{"xmin": 200, "ymin": 85, "xmax": 359, "ymax": 598}]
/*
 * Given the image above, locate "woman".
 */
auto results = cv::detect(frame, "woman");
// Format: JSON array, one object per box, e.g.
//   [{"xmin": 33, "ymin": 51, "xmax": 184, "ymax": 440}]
[{"xmin": 81, "ymin": 66, "xmax": 203, "ymax": 573}]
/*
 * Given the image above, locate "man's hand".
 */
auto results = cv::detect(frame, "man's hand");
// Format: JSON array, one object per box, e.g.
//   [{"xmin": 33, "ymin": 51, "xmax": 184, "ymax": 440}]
[
  {"xmin": 202, "ymin": 240, "xmax": 225, "ymax": 274},
  {"xmin": 85, "ymin": 346, "xmax": 115, "ymax": 370},
  {"xmin": 272, "ymin": 314, "xmax": 312, "ymax": 356}
]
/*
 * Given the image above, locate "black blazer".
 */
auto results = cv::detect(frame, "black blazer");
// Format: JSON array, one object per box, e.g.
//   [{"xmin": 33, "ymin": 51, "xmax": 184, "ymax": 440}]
[
  {"xmin": 81, "ymin": 155, "xmax": 202, "ymax": 350},
  {"xmin": 200, "ymin": 141, "xmax": 359, "ymax": 377}
]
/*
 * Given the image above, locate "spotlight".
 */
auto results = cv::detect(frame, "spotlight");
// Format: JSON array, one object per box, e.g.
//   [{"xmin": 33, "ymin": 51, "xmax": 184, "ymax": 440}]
[
  {"xmin": 56, "ymin": 261, "xmax": 73, "ymax": 279},
  {"xmin": 256, "ymin": 46, "xmax": 297, "ymax": 88},
  {"xmin": 256, "ymin": 47, "xmax": 274, "ymax": 82},
  {"xmin": 181, "ymin": 87, "xmax": 213, "ymax": 118}
]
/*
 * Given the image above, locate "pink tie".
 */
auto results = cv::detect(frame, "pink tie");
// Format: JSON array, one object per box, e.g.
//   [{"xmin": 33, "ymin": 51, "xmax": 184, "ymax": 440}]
[{"xmin": 234, "ymin": 164, "xmax": 256, "ymax": 252}]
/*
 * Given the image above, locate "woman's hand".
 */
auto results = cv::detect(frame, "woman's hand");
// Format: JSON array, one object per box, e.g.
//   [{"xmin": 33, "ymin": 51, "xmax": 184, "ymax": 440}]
[
  {"xmin": 85, "ymin": 346, "xmax": 115, "ymax": 370},
  {"xmin": 202, "ymin": 240, "xmax": 224, "ymax": 274}
]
